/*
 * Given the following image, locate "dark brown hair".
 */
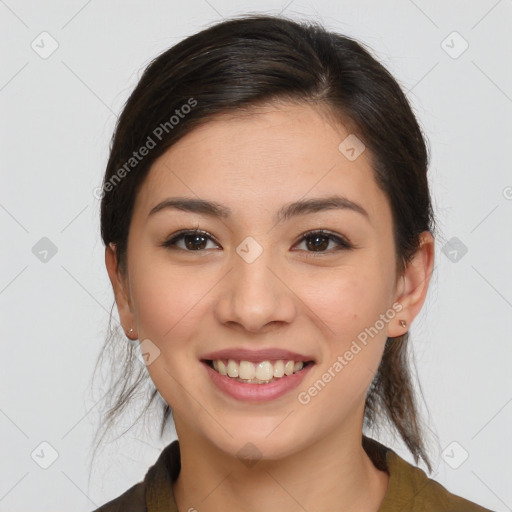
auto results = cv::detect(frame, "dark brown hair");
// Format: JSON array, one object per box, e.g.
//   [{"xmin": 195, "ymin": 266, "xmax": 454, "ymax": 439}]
[{"xmin": 92, "ymin": 13, "xmax": 436, "ymax": 473}]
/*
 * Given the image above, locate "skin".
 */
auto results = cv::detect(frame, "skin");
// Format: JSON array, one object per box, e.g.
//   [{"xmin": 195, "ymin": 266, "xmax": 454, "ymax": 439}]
[{"xmin": 106, "ymin": 101, "xmax": 434, "ymax": 512}]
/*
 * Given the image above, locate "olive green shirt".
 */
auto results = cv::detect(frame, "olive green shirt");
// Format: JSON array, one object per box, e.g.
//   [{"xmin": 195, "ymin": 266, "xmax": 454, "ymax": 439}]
[{"xmin": 93, "ymin": 436, "xmax": 493, "ymax": 511}]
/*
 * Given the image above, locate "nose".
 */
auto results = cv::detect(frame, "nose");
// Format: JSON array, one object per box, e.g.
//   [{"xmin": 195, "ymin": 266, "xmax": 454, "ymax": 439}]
[{"xmin": 214, "ymin": 243, "xmax": 296, "ymax": 333}]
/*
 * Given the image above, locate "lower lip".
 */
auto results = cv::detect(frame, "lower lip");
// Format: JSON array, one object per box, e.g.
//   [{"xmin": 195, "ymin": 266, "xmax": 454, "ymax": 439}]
[{"xmin": 202, "ymin": 361, "xmax": 314, "ymax": 402}]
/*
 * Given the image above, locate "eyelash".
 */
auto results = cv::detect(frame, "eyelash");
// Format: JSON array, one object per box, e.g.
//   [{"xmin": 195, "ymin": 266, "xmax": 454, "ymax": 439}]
[{"xmin": 160, "ymin": 228, "xmax": 353, "ymax": 256}]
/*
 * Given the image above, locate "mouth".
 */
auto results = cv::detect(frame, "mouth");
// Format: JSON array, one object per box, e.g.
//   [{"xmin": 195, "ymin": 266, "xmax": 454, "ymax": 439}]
[{"xmin": 201, "ymin": 358, "xmax": 315, "ymax": 384}]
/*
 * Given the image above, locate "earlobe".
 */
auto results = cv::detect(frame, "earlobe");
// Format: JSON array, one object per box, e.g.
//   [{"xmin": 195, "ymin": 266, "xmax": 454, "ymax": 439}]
[
  {"xmin": 387, "ymin": 231, "xmax": 435, "ymax": 338},
  {"xmin": 105, "ymin": 243, "xmax": 136, "ymax": 337}
]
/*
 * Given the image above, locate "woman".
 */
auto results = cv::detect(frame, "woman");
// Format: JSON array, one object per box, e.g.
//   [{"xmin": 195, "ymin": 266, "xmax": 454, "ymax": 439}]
[{"xmin": 92, "ymin": 13, "xmax": 493, "ymax": 512}]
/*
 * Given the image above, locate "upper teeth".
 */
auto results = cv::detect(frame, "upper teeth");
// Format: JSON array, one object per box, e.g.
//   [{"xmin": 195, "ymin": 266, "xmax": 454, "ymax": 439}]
[{"xmin": 212, "ymin": 359, "xmax": 304, "ymax": 380}]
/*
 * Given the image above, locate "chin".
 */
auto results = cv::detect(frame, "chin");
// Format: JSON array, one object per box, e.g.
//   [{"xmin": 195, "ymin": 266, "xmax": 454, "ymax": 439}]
[{"xmin": 204, "ymin": 426, "xmax": 306, "ymax": 463}]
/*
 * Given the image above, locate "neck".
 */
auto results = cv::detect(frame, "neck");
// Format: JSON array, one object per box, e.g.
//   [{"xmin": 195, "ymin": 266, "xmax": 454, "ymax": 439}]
[{"xmin": 172, "ymin": 424, "xmax": 389, "ymax": 512}]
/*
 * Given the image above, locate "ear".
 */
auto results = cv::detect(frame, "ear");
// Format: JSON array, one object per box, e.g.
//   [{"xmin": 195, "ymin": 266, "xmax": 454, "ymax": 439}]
[
  {"xmin": 387, "ymin": 231, "xmax": 435, "ymax": 338},
  {"xmin": 105, "ymin": 243, "xmax": 137, "ymax": 339}
]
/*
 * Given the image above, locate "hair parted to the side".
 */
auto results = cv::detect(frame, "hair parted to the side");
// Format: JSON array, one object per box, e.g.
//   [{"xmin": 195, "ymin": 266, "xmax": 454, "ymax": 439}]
[{"xmin": 91, "ymin": 13, "xmax": 436, "ymax": 474}]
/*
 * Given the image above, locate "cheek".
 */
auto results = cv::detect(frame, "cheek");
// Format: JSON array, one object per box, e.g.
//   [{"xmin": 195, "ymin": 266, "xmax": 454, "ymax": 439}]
[
  {"xmin": 127, "ymin": 261, "xmax": 206, "ymax": 407},
  {"xmin": 295, "ymin": 274, "xmax": 389, "ymax": 424},
  {"xmin": 128, "ymin": 254, "xmax": 211, "ymax": 340},
  {"xmin": 300, "ymin": 262, "xmax": 392, "ymax": 398},
  {"xmin": 301, "ymin": 263, "xmax": 391, "ymax": 341}
]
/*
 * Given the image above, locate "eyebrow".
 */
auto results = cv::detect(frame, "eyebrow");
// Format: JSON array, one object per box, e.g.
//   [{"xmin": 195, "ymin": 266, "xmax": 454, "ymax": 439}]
[{"xmin": 148, "ymin": 195, "xmax": 369, "ymax": 223}]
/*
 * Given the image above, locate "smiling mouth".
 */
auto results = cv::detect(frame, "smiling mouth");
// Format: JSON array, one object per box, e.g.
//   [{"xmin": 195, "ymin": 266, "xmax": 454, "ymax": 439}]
[{"xmin": 203, "ymin": 358, "xmax": 315, "ymax": 384}]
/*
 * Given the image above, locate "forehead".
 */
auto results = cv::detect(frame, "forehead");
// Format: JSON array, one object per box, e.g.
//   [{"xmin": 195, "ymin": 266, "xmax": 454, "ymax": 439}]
[{"xmin": 133, "ymin": 102, "xmax": 391, "ymax": 228}]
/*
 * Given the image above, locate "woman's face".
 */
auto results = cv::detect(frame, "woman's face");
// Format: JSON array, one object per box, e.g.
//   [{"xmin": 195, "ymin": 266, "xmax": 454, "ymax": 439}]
[{"xmin": 110, "ymin": 102, "xmax": 420, "ymax": 460}]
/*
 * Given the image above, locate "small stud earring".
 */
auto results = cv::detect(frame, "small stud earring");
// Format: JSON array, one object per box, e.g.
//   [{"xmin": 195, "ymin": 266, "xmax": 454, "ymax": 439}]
[
  {"xmin": 399, "ymin": 320, "xmax": 407, "ymax": 328},
  {"xmin": 127, "ymin": 327, "xmax": 134, "ymax": 338}
]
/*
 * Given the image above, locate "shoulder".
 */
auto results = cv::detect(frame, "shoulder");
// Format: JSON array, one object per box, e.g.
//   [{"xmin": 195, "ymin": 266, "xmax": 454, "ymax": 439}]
[
  {"xmin": 90, "ymin": 440, "xmax": 180, "ymax": 512},
  {"xmin": 384, "ymin": 447, "xmax": 494, "ymax": 511},
  {"xmin": 91, "ymin": 481, "xmax": 146, "ymax": 512},
  {"xmin": 363, "ymin": 436, "xmax": 494, "ymax": 512}
]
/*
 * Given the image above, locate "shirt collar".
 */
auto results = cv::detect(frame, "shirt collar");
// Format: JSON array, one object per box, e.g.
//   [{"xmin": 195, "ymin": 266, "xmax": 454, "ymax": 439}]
[{"xmin": 144, "ymin": 436, "xmax": 403, "ymax": 512}]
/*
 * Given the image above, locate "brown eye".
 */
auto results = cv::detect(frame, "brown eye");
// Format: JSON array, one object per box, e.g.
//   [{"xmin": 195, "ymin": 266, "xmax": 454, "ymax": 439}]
[
  {"xmin": 161, "ymin": 229, "xmax": 352, "ymax": 254},
  {"xmin": 295, "ymin": 230, "xmax": 352, "ymax": 254},
  {"xmin": 162, "ymin": 229, "xmax": 219, "ymax": 251}
]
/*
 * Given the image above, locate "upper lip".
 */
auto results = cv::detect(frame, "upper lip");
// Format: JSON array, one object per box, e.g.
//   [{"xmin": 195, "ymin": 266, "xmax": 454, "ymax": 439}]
[{"xmin": 201, "ymin": 348, "xmax": 315, "ymax": 363}]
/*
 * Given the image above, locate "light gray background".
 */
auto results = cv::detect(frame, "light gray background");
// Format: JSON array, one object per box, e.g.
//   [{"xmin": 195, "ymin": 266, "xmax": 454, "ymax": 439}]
[{"xmin": 1, "ymin": 0, "xmax": 511, "ymax": 510}]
